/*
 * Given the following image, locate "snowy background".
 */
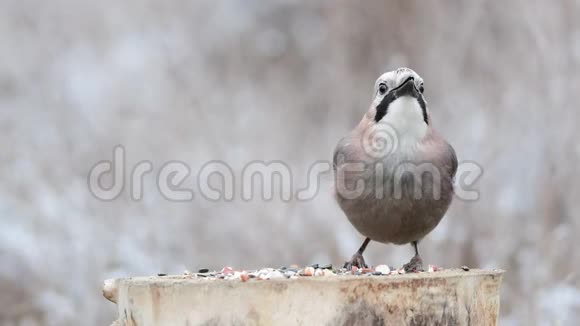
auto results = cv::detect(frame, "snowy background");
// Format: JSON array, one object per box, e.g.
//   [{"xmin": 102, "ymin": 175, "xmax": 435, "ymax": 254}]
[{"xmin": 1, "ymin": 0, "xmax": 580, "ymax": 325}]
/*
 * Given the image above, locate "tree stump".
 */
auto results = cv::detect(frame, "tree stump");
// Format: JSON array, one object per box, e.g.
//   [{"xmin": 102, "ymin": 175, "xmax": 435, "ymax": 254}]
[{"xmin": 103, "ymin": 269, "xmax": 504, "ymax": 326}]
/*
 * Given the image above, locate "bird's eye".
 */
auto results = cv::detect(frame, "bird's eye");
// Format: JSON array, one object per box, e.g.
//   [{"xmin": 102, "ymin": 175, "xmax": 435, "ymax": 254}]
[
  {"xmin": 378, "ymin": 83, "xmax": 388, "ymax": 95},
  {"xmin": 419, "ymin": 84, "xmax": 425, "ymax": 93}
]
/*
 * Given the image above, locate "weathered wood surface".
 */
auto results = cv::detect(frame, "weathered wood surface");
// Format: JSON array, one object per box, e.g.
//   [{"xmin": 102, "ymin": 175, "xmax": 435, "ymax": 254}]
[{"xmin": 104, "ymin": 269, "xmax": 503, "ymax": 326}]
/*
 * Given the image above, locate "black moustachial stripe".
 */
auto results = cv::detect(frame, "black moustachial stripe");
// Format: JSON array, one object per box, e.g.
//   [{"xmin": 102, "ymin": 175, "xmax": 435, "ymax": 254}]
[
  {"xmin": 375, "ymin": 91, "xmax": 396, "ymax": 122},
  {"xmin": 417, "ymin": 96, "xmax": 429, "ymax": 125}
]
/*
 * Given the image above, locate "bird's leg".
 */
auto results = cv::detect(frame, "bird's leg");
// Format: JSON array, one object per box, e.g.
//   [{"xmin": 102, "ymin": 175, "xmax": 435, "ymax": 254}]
[
  {"xmin": 343, "ymin": 237, "xmax": 370, "ymax": 269},
  {"xmin": 403, "ymin": 241, "xmax": 424, "ymax": 272}
]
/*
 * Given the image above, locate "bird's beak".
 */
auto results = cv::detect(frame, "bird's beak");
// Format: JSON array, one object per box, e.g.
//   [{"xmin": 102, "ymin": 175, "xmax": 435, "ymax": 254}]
[{"xmin": 392, "ymin": 77, "xmax": 419, "ymax": 99}]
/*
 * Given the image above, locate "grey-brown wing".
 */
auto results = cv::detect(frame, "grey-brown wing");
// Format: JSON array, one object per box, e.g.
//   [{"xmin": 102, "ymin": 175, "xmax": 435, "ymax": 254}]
[{"xmin": 333, "ymin": 136, "xmax": 349, "ymax": 172}]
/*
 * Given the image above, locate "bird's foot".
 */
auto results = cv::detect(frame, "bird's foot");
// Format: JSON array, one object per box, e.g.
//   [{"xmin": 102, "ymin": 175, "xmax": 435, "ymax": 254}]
[
  {"xmin": 343, "ymin": 252, "xmax": 368, "ymax": 270},
  {"xmin": 403, "ymin": 255, "xmax": 424, "ymax": 273}
]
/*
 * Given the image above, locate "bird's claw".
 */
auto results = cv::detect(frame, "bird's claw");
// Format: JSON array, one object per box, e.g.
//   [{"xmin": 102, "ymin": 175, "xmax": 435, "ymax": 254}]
[
  {"xmin": 403, "ymin": 255, "xmax": 424, "ymax": 273},
  {"xmin": 343, "ymin": 252, "xmax": 368, "ymax": 269}
]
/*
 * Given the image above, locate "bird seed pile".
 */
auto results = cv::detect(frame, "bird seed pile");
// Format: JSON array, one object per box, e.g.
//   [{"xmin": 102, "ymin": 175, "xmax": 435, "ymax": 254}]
[{"xmin": 161, "ymin": 264, "xmax": 464, "ymax": 282}]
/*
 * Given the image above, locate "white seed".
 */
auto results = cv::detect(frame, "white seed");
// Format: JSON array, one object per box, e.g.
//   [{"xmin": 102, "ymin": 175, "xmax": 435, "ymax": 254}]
[
  {"xmin": 323, "ymin": 269, "xmax": 336, "ymax": 277},
  {"xmin": 375, "ymin": 265, "xmax": 391, "ymax": 275},
  {"xmin": 284, "ymin": 271, "xmax": 296, "ymax": 278},
  {"xmin": 268, "ymin": 270, "xmax": 285, "ymax": 279}
]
